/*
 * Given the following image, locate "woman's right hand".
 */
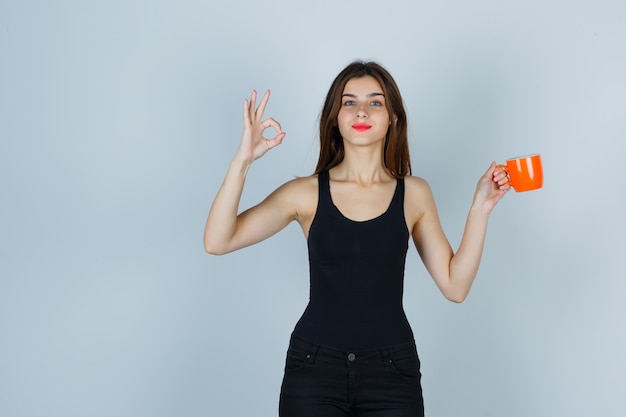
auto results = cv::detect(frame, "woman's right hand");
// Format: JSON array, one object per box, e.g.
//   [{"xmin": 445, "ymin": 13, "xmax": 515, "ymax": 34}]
[{"xmin": 236, "ymin": 89, "xmax": 286, "ymax": 164}]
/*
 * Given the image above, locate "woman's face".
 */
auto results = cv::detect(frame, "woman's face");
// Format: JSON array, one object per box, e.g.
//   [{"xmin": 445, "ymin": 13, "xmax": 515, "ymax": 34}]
[{"xmin": 337, "ymin": 76, "xmax": 391, "ymax": 148}]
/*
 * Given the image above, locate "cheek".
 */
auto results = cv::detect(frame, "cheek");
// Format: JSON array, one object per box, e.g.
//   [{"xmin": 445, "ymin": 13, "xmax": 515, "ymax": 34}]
[
  {"xmin": 336, "ymin": 111, "xmax": 350, "ymax": 126},
  {"xmin": 337, "ymin": 123, "xmax": 349, "ymax": 138}
]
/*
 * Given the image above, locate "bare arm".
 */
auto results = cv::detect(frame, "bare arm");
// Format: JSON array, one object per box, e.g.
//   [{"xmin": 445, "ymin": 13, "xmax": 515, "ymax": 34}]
[
  {"xmin": 409, "ymin": 163, "xmax": 510, "ymax": 302},
  {"xmin": 203, "ymin": 90, "xmax": 289, "ymax": 255}
]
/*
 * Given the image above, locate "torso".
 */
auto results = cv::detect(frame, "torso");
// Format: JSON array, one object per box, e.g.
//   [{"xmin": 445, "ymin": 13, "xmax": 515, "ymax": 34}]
[
  {"xmin": 290, "ymin": 170, "xmax": 421, "ymax": 350},
  {"xmin": 293, "ymin": 171, "xmax": 427, "ymax": 241}
]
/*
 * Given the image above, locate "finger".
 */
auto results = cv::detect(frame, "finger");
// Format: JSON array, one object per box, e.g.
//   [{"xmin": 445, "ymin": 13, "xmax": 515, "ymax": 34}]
[
  {"xmin": 493, "ymin": 167, "xmax": 507, "ymax": 177},
  {"xmin": 255, "ymin": 90, "xmax": 271, "ymax": 121},
  {"xmin": 249, "ymin": 90, "xmax": 258, "ymax": 122},
  {"xmin": 242, "ymin": 98, "xmax": 251, "ymax": 125},
  {"xmin": 493, "ymin": 170, "xmax": 507, "ymax": 181},
  {"xmin": 265, "ymin": 132, "xmax": 286, "ymax": 150},
  {"xmin": 496, "ymin": 174, "xmax": 510, "ymax": 187},
  {"xmin": 261, "ymin": 117, "xmax": 283, "ymax": 134}
]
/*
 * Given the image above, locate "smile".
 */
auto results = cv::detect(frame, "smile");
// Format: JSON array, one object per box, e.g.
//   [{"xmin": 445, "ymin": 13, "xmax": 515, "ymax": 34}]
[{"xmin": 352, "ymin": 123, "xmax": 372, "ymax": 132}]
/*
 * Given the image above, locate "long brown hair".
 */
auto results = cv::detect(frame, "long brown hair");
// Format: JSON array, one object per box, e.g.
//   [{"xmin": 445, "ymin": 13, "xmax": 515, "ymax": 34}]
[{"xmin": 314, "ymin": 61, "xmax": 411, "ymax": 178}]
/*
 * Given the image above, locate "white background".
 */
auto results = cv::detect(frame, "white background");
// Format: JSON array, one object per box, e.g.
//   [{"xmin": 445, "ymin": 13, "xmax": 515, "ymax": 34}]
[{"xmin": 1, "ymin": 0, "xmax": 625, "ymax": 416}]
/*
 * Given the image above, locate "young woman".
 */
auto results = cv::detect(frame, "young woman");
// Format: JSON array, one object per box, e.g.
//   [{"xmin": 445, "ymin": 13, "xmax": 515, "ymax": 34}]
[{"xmin": 204, "ymin": 61, "xmax": 510, "ymax": 417}]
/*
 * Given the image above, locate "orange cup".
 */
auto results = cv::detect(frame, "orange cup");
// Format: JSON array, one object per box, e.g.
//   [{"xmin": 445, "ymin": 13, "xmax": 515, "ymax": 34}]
[{"xmin": 496, "ymin": 154, "xmax": 543, "ymax": 192}]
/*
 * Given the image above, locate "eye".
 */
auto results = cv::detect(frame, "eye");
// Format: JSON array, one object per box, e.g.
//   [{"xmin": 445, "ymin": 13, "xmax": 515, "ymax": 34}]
[
  {"xmin": 343, "ymin": 100, "xmax": 356, "ymax": 106},
  {"xmin": 370, "ymin": 100, "xmax": 383, "ymax": 107}
]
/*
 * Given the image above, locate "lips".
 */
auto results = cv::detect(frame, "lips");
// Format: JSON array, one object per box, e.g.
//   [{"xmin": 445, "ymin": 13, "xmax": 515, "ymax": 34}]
[{"xmin": 352, "ymin": 123, "xmax": 372, "ymax": 132}]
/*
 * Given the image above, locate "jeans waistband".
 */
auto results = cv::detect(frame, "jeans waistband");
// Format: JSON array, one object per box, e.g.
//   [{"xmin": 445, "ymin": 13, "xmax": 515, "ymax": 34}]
[{"xmin": 288, "ymin": 333, "xmax": 416, "ymax": 365}]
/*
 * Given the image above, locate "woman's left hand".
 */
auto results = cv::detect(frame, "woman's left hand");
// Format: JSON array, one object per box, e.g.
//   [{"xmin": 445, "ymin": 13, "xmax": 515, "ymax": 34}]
[{"xmin": 473, "ymin": 162, "xmax": 510, "ymax": 213}]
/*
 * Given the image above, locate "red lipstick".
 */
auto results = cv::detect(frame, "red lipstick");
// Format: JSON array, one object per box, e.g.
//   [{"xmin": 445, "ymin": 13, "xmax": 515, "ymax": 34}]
[{"xmin": 352, "ymin": 123, "xmax": 372, "ymax": 132}]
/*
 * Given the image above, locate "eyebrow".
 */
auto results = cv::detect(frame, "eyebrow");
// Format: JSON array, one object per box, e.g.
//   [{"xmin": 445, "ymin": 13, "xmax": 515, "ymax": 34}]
[{"xmin": 341, "ymin": 92, "xmax": 385, "ymax": 98}]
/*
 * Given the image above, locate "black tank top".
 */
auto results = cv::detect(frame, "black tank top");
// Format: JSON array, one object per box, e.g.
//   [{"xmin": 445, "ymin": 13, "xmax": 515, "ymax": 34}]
[{"xmin": 292, "ymin": 171, "xmax": 414, "ymax": 350}]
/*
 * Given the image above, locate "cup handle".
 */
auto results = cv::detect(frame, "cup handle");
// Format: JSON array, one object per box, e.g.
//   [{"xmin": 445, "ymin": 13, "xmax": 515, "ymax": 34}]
[{"xmin": 495, "ymin": 164, "xmax": 511, "ymax": 185}]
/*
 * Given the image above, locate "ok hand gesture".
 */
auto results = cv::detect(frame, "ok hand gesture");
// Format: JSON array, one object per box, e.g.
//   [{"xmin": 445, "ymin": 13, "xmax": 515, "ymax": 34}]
[{"xmin": 236, "ymin": 90, "xmax": 286, "ymax": 164}]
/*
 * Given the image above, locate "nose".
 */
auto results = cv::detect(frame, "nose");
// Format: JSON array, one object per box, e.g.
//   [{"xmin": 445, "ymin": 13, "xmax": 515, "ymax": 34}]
[{"xmin": 355, "ymin": 103, "xmax": 368, "ymax": 118}]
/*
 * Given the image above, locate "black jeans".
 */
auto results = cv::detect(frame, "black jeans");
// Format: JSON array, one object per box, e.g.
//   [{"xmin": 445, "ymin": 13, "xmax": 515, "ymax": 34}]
[{"xmin": 279, "ymin": 335, "xmax": 424, "ymax": 417}]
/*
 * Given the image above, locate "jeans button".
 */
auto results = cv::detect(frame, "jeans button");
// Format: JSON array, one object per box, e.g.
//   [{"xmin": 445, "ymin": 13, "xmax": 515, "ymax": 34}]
[{"xmin": 347, "ymin": 353, "xmax": 356, "ymax": 361}]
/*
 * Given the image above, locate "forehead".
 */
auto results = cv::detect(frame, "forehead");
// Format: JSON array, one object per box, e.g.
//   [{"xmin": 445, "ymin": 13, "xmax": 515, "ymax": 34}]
[{"xmin": 342, "ymin": 75, "xmax": 383, "ymax": 94}]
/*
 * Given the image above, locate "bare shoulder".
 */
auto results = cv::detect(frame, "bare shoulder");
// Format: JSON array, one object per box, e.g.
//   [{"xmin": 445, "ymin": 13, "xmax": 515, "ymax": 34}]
[
  {"xmin": 404, "ymin": 175, "xmax": 434, "ymax": 200},
  {"xmin": 269, "ymin": 174, "xmax": 319, "ymax": 221},
  {"xmin": 273, "ymin": 174, "xmax": 318, "ymax": 199},
  {"xmin": 403, "ymin": 175, "xmax": 437, "ymax": 228}
]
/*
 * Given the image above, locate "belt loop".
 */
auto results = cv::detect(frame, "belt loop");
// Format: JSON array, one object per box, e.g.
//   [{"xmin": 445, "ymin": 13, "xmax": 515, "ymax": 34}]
[{"xmin": 381, "ymin": 348, "xmax": 392, "ymax": 368}]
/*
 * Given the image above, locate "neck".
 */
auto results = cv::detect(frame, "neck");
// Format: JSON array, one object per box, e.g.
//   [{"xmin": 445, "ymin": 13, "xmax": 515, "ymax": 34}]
[{"xmin": 332, "ymin": 143, "xmax": 390, "ymax": 184}]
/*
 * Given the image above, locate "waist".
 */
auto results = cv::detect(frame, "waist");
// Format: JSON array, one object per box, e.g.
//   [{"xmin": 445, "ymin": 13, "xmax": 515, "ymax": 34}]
[
  {"xmin": 292, "ymin": 305, "xmax": 414, "ymax": 351},
  {"xmin": 288, "ymin": 333, "xmax": 417, "ymax": 360}
]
